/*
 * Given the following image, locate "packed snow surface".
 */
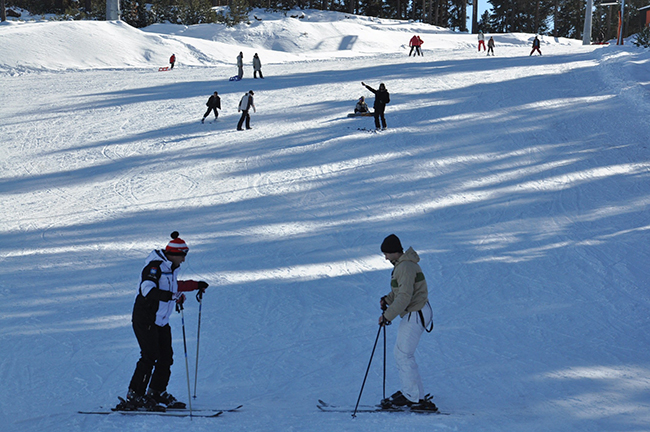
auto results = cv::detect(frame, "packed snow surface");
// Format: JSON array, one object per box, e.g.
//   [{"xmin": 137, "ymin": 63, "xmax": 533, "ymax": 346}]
[{"xmin": 1, "ymin": 9, "xmax": 650, "ymax": 432}]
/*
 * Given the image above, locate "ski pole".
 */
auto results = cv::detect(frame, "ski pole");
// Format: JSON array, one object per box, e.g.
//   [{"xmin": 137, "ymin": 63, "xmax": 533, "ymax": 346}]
[
  {"xmin": 193, "ymin": 289, "xmax": 203, "ymax": 399},
  {"xmin": 177, "ymin": 300, "xmax": 193, "ymax": 419},
  {"xmin": 383, "ymin": 324, "xmax": 387, "ymax": 401},
  {"xmin": 352, "ymin": 323, "xmax": 383, "ymax": 418},
  {"xmin": 381, "ymin": 301, "xmax": 387, "ymax": 401}
]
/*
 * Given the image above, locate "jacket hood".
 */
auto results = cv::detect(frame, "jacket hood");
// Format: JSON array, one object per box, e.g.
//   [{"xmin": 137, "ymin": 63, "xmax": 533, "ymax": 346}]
[
  {"xmin": 144, "ymin": 249, "xmax": 172, "ymax": 270},
  {"xmin": 396, "ymin": 247, "xmax": 420, "ymax": 265}
]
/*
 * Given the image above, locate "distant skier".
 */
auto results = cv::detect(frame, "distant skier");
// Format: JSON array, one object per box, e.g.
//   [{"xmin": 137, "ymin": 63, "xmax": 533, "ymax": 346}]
[
  {"xmin": 378, "ymin": 234, "xmax": 437, "ymax": 412},
  {"xmin": 115, "ymin": 232, "xmax": 208, "ymax": 411},
  {"xmin": 169, "ymin": 54, "xmax": 176, "ymax": 69},
  {"xmin": 201, "ymin": 91, "xmax": 221, "ymax": 123},
  {"xmin": 409, "ymin": 35, "xmax": 423, "ymax": 56},
  {"xmin": 362, "ymin": 81, "xmax": 390, "ymax": 130},
  {"xmin": 478, "ymin": 31, "xmax": 486, "ymax": 52},
  {"xmin": 237, "ymin": 90, "xmax": 256, "ymax": 131},
  {"xmin": 354, "ymin": 96, "xmax": 369, "ymax": 113},
  {"xmin": 487, "ymin": 37, "xmax": 495, "ymax": 56},
  {"xmin": 253, "ymin": 53, "xmax": 264, "ymax": 79},
  {"xmin": 237, "ymin": 52, "xmax": 244, "ymax": 79},
  {"xmin": 530, "ymin": 36, "xmax": 542, "ymax": 56}
]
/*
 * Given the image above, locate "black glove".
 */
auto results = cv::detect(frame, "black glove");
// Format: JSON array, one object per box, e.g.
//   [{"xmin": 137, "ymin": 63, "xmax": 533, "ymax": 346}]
[
  {"xmin": 196, "ymin": 281, "xmax": 208, "ymax": 301},
  {"xmin": 380, "ymin": 296, "xmax": 388, "ymax": 311}
]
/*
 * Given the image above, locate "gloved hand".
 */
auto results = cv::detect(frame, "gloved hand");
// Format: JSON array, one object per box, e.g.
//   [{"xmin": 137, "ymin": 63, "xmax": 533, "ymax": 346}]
[
  {"xmin": 175, "ymin": 293, "xmax": 186, "ymax": 305},
  {"xmin": 380, "ymin": 296, "xmax": 388, "ymax": 311},
  {"xmin": 196, "ymin": 281, "xmax": 208, "ymax": 301}
]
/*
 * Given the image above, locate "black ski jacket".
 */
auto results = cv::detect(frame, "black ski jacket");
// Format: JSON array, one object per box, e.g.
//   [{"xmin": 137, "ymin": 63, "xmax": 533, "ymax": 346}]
[
  {"xmin": 364, "ymin": 84, "xmax": 390, "ymax": 109},
  {"xmin": 206, "ymin": 95, "xmax": 221, "ymax": 109}
]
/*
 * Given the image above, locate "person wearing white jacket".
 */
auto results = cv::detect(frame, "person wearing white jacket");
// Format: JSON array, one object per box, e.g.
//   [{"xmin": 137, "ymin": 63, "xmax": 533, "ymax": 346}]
[
  {"xmin": 116, "ymin": 232, "xmax": 208, "ymax": 412},
  {"xmin": 237, "ymin": 90, "xmax": 256, "ymax": 131}
]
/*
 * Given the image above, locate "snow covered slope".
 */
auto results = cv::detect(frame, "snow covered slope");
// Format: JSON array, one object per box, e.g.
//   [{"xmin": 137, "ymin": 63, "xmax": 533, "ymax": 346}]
[{"xmin": 1, "ymin": 10, "xmax": 650, "ymax": 432}]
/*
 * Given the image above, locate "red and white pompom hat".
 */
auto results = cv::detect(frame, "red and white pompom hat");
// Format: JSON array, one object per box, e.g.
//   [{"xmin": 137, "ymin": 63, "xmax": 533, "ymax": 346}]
[{"xmin": 165, "ymin": 231, "xmax": 189, "ymax": 255}]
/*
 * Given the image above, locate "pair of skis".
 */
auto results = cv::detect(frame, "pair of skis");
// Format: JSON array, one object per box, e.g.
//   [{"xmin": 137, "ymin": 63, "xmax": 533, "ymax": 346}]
[
  {"xmin": 79, "ymin": 404, "xmax": 243, "ymax": 418},
  {"xmin": 317, "ymin": 399, "xmax": 449, "ymax": 415}
]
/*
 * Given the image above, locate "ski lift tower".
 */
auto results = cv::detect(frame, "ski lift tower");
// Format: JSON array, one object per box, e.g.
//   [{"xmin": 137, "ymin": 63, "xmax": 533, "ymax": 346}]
[
  {"xmin": 583, "ymin": 0, "xmax": 594, "ymax": 44},
  {"xmin": 601, "ymin": 0, "xmax": 625, "ymax": 44},
  {"xmin": 106, "ymin": 0, "xmax": 120, "ymax": 20}
]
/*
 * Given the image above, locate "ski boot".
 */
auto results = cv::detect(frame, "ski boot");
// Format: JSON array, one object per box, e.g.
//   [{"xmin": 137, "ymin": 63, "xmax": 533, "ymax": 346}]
[
  {"xmin": 147, "ymin": 389, "xmax": 186, "ymax": 409},
  {"xmin": 412, "ymin": 394, "xmax": 439, "ymax": 412},
  {"xmin": 380, "ymin": 391, "xmax": 413, "ymax": 409},
  {"xmin": 113, "ymin": 389, "xmax": 165, "ymax": 412}
]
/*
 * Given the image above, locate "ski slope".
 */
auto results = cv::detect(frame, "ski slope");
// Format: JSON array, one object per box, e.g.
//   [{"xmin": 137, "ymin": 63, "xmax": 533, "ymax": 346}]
[{"xmin": 1, "ymin": 10, "xmax": 650, "ymax": 432}]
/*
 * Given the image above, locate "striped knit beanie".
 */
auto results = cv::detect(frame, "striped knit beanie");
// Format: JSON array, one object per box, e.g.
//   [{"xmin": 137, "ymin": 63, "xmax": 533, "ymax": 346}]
[{"xmin": 165, "ymin": 231, "xmax": 189, "ymax": 255}]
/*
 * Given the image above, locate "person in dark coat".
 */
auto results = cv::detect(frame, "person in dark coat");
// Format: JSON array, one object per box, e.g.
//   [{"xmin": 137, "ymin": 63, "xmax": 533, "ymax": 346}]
[
  {"xmin": 362, "ymin": 81, "xmax": 390, "ymax": 130},
  {"xmin": 487, "ymin": 37, "xmax": 495, "ymax": 56},
  {"xmin": 169, "ymin": 54, "xmax": 176, "ymax": 69},
  {"xmin": 201, "ymin": 91, "xmax": 221, "ymax": 123},
  {"xmin": 253, "ymin": 53, "xmax": 264, "ymax": 79},
  {"xmin": 530, "ymin": 36, "xmax": 542, "ymax": 56}
]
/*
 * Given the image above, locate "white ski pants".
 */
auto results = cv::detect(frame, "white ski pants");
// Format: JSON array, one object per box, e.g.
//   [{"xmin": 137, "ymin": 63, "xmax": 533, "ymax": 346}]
[{"xmin": 394, "ymin": 302, "xmax": 432, "ymax": 403}]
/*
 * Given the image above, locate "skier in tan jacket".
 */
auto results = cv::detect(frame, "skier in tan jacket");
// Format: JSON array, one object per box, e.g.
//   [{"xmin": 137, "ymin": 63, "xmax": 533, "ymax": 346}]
[{"xmin": 379, "ymin": 234, "xmax": 436, "ymax": 411}]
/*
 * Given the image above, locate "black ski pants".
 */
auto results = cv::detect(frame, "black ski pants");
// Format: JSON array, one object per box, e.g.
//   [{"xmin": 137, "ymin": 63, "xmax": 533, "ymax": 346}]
[
  {"xmin": 409, "ymin": 46, "xmax": 422, "ymax": 56},
  {"xmin": 374, "ymin": 105, "xmax": 387, "ymax": 129},
  {"xmin": 129, "ymin": 321, "xmax": 173, "ymax": 396},
  {"xmin": 237, "ymin": 110, "xmax": 251, "ymax": 130},
  {"xmin": 203, "ymin": 107, "xmax": 218, "ymax": 120}
]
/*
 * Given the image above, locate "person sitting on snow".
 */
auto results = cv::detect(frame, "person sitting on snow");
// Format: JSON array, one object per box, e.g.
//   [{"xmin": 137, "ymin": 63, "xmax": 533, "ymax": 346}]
[{"xmin": 355, "ymin": 96, "xmax": 369, "ymax": 113}]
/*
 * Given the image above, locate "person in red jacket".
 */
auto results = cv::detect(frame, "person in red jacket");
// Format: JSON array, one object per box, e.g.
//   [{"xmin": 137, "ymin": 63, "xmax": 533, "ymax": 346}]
[
  {"xmin": 169, "ymin": 54, "xmax": 176, "ymax": 69},
  {"xmin": 409, "ymin": 35, "xmax": 423, "ymax": 56},
  {"xmin": 115, "ymin": 232, "xmax": 208, "ymax": 411}
]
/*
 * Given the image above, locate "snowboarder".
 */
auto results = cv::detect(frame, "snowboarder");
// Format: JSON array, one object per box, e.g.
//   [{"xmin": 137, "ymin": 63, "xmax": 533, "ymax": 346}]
[
  {"xmin": 253, "ymin": 53, "xmax": 264, "ymax": 79},
  {"xmin": 478, "ymin": 31, "xmax": 486, "ymax": 52},
  {"xmin": 530, "ymin": 36, "xmax": 542, "ymax": 56},
  {"xmin": 201, "ymin": 91, "xmax": 221, "ymax": 123},
  {"xmin": 487, "ymin": 37, "xmax": 495, "ymax": 56},
  {"xmin": 169, "ymin": 54, "xmax": 176, "ymax": 69},
  {"xmin": 409, "ymin": 35, "xmax": 423, "ymax": 56},
  {"xmin": 361, "ymin": 81, "xmax": 390, "ymax": 130},
  {"xmin": 354, "ymin": 96, "xmax": 369, "ymax": 113},
  {"xmin": 237, "ymin": 52, "xmax": 244, "ymax": 79},
  {"xmin": 378, "ymin": 234, "xmax": 436, "ymax": 411},
  {"xmin": 116, "ymin": 232, "xmax": 209, "ymax": 411},
  {"xmin": 237, "ymin": 90, "xmax": 256, "ymax": 131}
]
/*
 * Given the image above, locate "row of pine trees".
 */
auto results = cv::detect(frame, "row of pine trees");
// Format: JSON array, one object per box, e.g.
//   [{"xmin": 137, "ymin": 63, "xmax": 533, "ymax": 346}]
[{"xmin": 3, "ymin": 0, "xmax": 649, "ymax": 41}]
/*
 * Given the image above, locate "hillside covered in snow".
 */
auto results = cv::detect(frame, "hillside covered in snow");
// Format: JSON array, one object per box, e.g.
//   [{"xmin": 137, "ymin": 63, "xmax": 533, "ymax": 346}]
[{"xmin": 1, "ymin": 9, "xmax": 650, "ymax": 432}]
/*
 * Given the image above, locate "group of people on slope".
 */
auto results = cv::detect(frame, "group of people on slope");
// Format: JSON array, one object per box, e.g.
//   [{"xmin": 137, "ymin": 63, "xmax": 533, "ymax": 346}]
[
  {"xmin": 237, "ymin": 52, "xmax": 264, "ymax": 80},
  {"xmin": 202, "ymin": 81, "xmax": 389, "ymax": 132},
  {"xmin": 352, "ymin": 82, "xmax": 391, "ymax": 131},
  {"xmin": 409, "ymin": 35, "xmax": 424, "ymax": 56},
  {"xmin": 115, "ymin": 232, "xmax": 438, "ymax": 413},
  {"xmin": 200, "ymin": 90, "xmax": 256, "ymax": 131},
  {"xmin": 477, "ymin": 32, "xmax": 542, "ymax": 56},
  {"xmin": 477, "ymin": 31, "xmax": 495, "ymax": 56}
]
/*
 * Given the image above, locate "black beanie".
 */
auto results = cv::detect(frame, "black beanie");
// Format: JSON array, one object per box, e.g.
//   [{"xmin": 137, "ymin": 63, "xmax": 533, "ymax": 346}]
[{"xmin": 381, "ymin": 234, "xmax": 403, "ymax": 254}]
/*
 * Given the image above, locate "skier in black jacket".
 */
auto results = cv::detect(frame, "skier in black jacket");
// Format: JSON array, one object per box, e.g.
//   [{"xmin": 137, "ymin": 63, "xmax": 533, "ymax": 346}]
[
  {"xmin": 362, "ymin": 81, "xmax": 390, "ymax": 130},
  {"xmin": 115, "ymin": 232, "xmax": 209, "ymax": 411},
  {"xmin": 201, "ymin": 91, "xmax": 221, "ymax": 123}
]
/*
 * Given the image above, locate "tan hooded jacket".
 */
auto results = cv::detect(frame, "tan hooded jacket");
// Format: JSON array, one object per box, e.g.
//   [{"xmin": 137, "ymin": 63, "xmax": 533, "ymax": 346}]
[{"xmin": 383, "ymin": 247, "xmax": 429, "ymax": 322}]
